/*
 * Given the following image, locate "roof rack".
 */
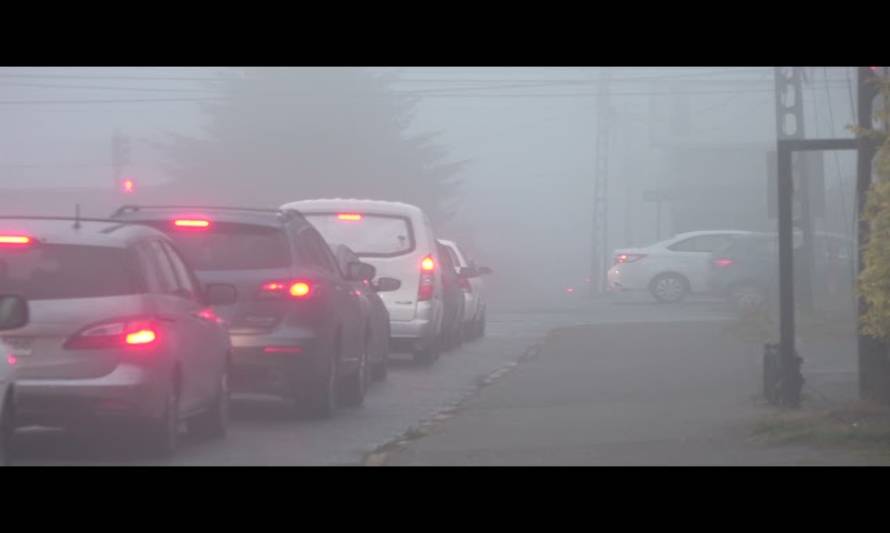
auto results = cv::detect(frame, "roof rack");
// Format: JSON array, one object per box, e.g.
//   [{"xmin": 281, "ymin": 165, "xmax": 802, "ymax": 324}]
[{"xmin": 112, "ymin": 205, "xmax": 302, "ymax": 219}]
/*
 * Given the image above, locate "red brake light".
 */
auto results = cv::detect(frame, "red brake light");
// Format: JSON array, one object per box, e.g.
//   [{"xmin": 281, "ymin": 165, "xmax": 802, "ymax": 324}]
[
  {"xmin": 418, "ymin": 255, "xmax": 436, "ymax": 301},
  {"xmin": 289, "ymin": 282, "xmax": 312, "ymax": 298},
  {"xmin": 712, "ymin": 257, "xmax": 735, "ymax": 268},
  {"xmin": 614, "ymin": 253, "xmax": 646, "ymax": 264},
  {"xmin": 261, "ymin": 279, "xmax": 313, "ymax": 299},
  {"xmin": 263, "ymin": 346, "xmax": 304, "ymax": 354},
  {"xmin": 0, "ymin": 235, "xmax": 33, "ymax": 246},
  {"xmin": 65, "ymin": 319, "xmax": 159, "ymax": 350},
  {"xmin": 173, "ymin": 218, "xmax": 211, "ymax": 229},
  {"xmin": 196, "ymin": 308, "xmax": 224, "ymax": 324},
  {"xmin": 126, "ymin": 328, "xmax": 157, "ymax": 345},
  {"xmin": 337, "ymin": 213, "xmax": 363, "ymax": 221}
]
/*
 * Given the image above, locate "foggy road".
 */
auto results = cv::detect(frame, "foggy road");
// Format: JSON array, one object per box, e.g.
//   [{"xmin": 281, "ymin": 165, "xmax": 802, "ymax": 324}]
[
  {"xmin": 383, "ymin": 314, "xmax": 873, "ymax": 466},
  {"xmin": 10, "ymin": 300, "xmax": 736, "ymax": 466}
]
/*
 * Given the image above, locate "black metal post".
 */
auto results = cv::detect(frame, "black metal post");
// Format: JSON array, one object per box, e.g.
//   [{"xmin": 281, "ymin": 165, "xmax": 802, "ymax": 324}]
[{"xmin": 777, "ymin": 142, "xmax": 800, "ymax": 407}]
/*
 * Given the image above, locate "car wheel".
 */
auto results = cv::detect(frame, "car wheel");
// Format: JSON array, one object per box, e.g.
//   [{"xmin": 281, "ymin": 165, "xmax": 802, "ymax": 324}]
[
  {"xmin": 371, "ymin": 338, "xmax": 389, "ymax": 381},
  {"xmin": 649, "ymin": 274, "xmax": 689, "ymax": 304},
  {"xmin": 188, "ymin": 367, "xmax": 229, "ymax": 440},
  {"xmin": 341, "ymin": 339, "xmax": 369, "ymax": 408},
  {"xmin": 730, "ymin": 284, "xmax": 767, "ymax": 315},
  {"xmin": 306, "ymin": 351, "xmax": 338, "ymax": 419},
  {"xmin": 144, "ymin": 384, "xmax": 179, "ymax": 458},
  {"xmin": 0, "ymin": 390, "xmax": 13, "ymax": 467},
  {"xmin": 476, "ymin": 312, "xmax": 486, "ymax": 339},
  {"xmin": 413, "ymin": 338, "xmax": 440, "ymax": 366}
]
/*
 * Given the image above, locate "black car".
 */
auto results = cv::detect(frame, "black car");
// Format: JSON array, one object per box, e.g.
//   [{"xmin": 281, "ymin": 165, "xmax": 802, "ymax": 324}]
[
  {"xmin": 112, "ymin": 206, "xmax": 372, "ymax": 418},
  {"xmin": 331, "ymin": 244, "xmax": 400, "ymax": 381}
]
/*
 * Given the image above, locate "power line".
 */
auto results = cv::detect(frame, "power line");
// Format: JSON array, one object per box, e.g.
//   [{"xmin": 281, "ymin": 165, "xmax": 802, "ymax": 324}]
[
  {"xmin": 0, "ymin": 81, "xmax": 221, "ymax": 93},
  {"xmin": 0, "ymin": 97, "xmax": 224, "ymax": 105}
]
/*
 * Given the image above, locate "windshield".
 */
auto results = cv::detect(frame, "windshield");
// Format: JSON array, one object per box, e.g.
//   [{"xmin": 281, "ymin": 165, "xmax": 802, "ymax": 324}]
[
  {"xmin": 0, "ymin": 244, "xmax": 143, "ymax": 300},
  {"xmin": 303, "ymin": 213, "xmax": 414, "ymax": 257},
  {"xmin": 161, "ymin": 224, "xmax": 291, "ymax": 271}
]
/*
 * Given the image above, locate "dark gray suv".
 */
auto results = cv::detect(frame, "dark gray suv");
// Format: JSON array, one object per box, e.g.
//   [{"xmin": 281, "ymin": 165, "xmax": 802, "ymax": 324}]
[{"xmin": 112, "ymin": 206, "xmax": 372, "ymax": 418}]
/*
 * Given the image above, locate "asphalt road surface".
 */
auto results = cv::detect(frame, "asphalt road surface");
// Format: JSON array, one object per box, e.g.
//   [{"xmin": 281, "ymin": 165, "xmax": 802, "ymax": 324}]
[{"xmin": 11, "ymin": 298, "xmax": 744, "ymax": 466}]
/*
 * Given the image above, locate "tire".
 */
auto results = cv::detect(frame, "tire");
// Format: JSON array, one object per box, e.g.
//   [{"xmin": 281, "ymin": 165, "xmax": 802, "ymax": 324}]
[
  {"xmin": 649, "ymin": 273, "xmax": 690, "ymax": 304},
  {"xmin": 1, "ymin": 390, "xmax": 13, "ymax": 467},
  {"xmin": 729, "ymin": 284, "xmax": 767, "ymax": 315},
  {"xmin": 371, "ymin": 337, "xmax": 389, "ymax": 381},
  {"xmin": 144, "ymin": 384, "xmax": 179, "ymax": 458},
  {"xmin": 413, "ymin": 338, "xmax": 440, "ymax": 366},
  {"xmin": 341, "ymin": 339, "xmax": 369, "ymax": 408},
  {"xmin": 306, "ymin": 350, "xmax": 338, "ymax": 419},
  {"xmin": 188, "ymin": 368, "xmax": 229, "ymax": 440},
  {"xmin": 476, "ymin": 311, "xmax": 486, "ymax": 339}
]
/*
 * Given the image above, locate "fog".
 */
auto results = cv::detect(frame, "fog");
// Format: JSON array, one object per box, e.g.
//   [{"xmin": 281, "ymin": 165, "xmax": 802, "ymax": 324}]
[{"xmin": 0, "ymin": 67, "xmax": 875, "ymax": 466}]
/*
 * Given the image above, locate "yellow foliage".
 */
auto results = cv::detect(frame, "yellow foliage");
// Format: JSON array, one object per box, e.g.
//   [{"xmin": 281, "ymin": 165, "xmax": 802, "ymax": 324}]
[{"xmin": 859, "ymin": 75, "xmax": 890, "ymax": 339}]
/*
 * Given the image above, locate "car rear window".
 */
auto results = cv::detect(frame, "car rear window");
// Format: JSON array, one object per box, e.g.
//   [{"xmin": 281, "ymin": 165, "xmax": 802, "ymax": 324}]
[
  {"xmin": 160, "ymin": 223, "xmax": 291, "ymax": 271},
  {"xmin": 303, "ymin": 213, "xmax": 415, "ymax": 257},
  {"xmin": 0, "ymin": 244, "xmax": 144, "ymax": 300}
]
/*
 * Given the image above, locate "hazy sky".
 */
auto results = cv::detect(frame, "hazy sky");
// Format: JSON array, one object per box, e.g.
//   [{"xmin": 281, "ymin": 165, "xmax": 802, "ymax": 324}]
[{"xmin": 0, "ymin": 67, "xmax": 860, "ymax": 306}]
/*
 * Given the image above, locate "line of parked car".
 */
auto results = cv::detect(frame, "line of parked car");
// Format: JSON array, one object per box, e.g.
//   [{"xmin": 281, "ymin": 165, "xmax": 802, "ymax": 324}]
[
  {"xmin": 607, "ymin": 229, "xmax": 855, "ymax": 313},
  {"xmin": 0, "ymin": 199, "xmax": 492, "ymax": 463}
]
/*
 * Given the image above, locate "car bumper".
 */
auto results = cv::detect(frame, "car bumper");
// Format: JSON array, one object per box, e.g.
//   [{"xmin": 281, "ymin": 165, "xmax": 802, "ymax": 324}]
[
  {"xmin": 228, "ymin": 330, "xmax": 321, "ymax": 397},
  {"xmin": 13, "ymin": 364, "xmax": 165, "ymax": 427}
]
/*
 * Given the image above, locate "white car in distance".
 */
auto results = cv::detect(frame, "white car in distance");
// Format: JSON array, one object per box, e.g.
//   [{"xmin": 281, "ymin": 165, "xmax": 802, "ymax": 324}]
[{"xmin": 607, "ymin": 230, "xmax": 752, "ymax": 303}]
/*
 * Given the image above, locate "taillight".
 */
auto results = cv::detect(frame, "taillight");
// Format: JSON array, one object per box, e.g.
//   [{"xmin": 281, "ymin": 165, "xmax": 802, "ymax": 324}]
[
  {"xmin": 263, "ymin": 346, "xmax": 303, "ymax": 354},
  {"xmin": 614, "ymin": 253, "xmax": 646, "ymax": 264},
  {"xmin": 261, "ymin": 279, "xmax": 314, "ymax": 300},
  {"xmin": 196, "ymin": 308, "xmax": 224, "ymax": 324},
  {"xmin": 337, "ymin": 213, "xmax": 363, "ymax": 221},
  {"xmin": 173, "ymin": 218, "xmax": 211, "ymax": 230},
  {"xmin": 0, "ymin": 235, "xmax": 33, "ymax": 247},
  {"xmin": 418, "ymin": 255, "xmax": 435, "ymax": 301},
  {"xmin": 64, "ymin": 319, "xmax": 160, "ymax": 350},
  {"xmin": 712, "ymin": 257, "xmax": 735, "ymax": 268}
]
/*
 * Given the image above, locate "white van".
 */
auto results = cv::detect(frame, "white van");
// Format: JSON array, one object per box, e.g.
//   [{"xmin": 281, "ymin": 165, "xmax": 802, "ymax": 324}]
[{"xmin": 281, "ymin": 199, "xmax": 444, "ymax": 363}]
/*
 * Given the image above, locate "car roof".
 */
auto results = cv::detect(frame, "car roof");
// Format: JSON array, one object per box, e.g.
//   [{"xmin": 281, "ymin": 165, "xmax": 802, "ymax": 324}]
[
  {"xmin": 670, "ymin": 230, "xmax": 753, "ymax": 240},
  {"xmin": 281, "ymin": 198, "xmax": 426, "ymax": 219},
  {"xmin": 112, "ymin": 205, "xmax": 305, "ymax": 228},
  {"xmin": 0, "ymin": 218, "xmax": 168, "ymax": 248}
]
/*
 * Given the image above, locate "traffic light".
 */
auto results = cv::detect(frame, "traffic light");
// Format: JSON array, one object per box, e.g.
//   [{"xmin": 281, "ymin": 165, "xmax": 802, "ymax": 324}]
[{"xmin": 121, "ymin": 178, "xmax": 135, "ymax": 194}]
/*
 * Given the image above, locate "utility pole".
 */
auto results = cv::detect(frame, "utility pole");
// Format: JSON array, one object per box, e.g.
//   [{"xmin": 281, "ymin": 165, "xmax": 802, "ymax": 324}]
[
  {"xmin": 111, "ymin": 129, "xmax": 131, "ymax": 195},
  {"xmin": 774, "ymin": 67, "xmax": 815, "ymax": 312},
  {"xmin": 589, "ymin": 68, "xmax": 612, "ymax": 297}
]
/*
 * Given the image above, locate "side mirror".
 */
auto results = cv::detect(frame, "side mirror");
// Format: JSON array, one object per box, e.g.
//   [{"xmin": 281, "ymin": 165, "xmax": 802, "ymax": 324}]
[
  {"xmin": 459, "ymin": 267, "xmax": 479, "ymax": 279},
  {"xmin": 347, "ymin": 261, "xmax": 376, "ymax": 282},
  {"xmin": 205, "ymin": 284, "xmax": 238, "ymax": 306},
  {"xmin": 373, "ymin": 277, "xmax": 401, "ymax": 292},
  {"xmin": 477, "ymin": 266, "xmax": 493, "ymax": 276},
  {"xmin": 0, "ymin": 294, "xmax": 29, "ymax": 331}
]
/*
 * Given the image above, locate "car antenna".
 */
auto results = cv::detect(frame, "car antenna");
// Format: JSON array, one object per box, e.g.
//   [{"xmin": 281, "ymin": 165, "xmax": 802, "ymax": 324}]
[{"xmin": 73, "ymin": 204, "xmax": 82, "ymax": 230}]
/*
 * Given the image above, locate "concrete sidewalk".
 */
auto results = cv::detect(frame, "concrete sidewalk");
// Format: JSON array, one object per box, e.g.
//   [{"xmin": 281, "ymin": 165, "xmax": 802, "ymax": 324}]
[{"xmin": 383, "ymin": 321, "xmax": 874, "ymax": 466}]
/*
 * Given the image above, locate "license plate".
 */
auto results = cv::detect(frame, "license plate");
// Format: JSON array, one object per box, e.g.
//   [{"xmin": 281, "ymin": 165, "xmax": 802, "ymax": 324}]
[{"xmin": 1, "ymin": 336, "xmax": 33, "ymax": 357}]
